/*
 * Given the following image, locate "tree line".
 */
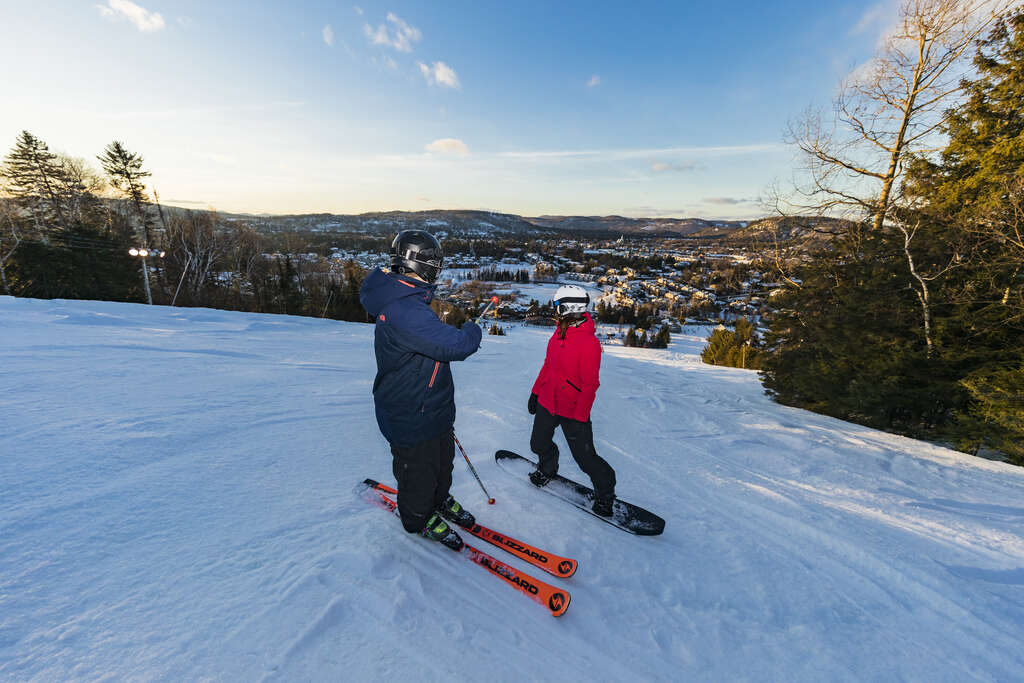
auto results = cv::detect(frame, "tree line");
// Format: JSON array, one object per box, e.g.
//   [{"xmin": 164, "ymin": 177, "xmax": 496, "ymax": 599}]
[
  {"xmin": 462, "ymin": 266, "xmax": 530, "ymax": 283},
  {"xmin": 761, "ymin": 4, "xmax": 1023, "ymax": 464},
  {"xmin": 0, "ymin": 132, "xmax": 369, "ymax": 322},
  {"xmin": 702, "ymin": 319, "xmax": 766, "ymax": 369},
  {"xmin": 624, "ymin": 326, "xmax": 671, "ymax": 349}
]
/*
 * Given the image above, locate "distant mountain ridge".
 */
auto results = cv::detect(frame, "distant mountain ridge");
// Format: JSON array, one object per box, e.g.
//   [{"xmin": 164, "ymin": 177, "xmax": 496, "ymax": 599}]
[
  {"xmin": 694, "ymin": 216, "xmax": 853, "ymax": 248},
  {"xmin": 149, "ymin": 204, "xmax": 847, "ymax": 256},
  {"xmin": 90, "ymin": 201, "xmax": 843, "ymax": 245},
  {"xmin": 524, "ymin": 214, "xmax": 747, "ymax": 236},
  {"xmin": 217, "ymin": 209, "xmax": 547, "ymax": 236},
  {"xmin": 172, "ymin": 206, "xmax": 753, "ymax": 238}
]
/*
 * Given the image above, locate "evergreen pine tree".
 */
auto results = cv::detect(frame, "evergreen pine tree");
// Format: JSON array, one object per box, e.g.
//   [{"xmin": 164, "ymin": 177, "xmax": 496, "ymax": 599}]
[
  {"xmin": 341, "ymin": 259, "xmax": 368, "ymax": 322},
  {"xmin": 2, "ymin": 131, "xmax": 70, "ymax": 233},
  {"xmin": 98, "ymin": 141, "xmax": 154, "ymax": 245},
  {"xmin": 654, "ymin": 325, "xmax": 671, "ymax": 348},
  {"xmin": 7, "ymin": 224, "xmax": 139, "ymax": 302},
  {"xmin": 760, "ymin": 230, "xmax": 962, "ymax": 433},
  {"xmin": 901, "ymin": 11, "xmax": 1024, "ymax": 458}
]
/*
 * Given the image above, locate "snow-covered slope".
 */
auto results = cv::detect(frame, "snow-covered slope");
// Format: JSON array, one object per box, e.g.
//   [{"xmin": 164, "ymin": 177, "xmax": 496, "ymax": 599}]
[{"xmin": 2, "ymin": 296, "xmax": 1022, "ymax": 681}]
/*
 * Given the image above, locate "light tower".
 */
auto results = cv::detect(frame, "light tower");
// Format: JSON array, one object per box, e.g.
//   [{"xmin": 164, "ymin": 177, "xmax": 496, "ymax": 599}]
[{"xmin": 128, "ymin": 247, "xmax": 165, "ymax": 305}]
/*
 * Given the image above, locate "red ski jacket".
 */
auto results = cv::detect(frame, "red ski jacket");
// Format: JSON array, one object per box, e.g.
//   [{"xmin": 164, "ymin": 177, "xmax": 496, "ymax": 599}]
[{"xmin": 531, "ymin": 313, "xmax": 602, "ymax": 422}]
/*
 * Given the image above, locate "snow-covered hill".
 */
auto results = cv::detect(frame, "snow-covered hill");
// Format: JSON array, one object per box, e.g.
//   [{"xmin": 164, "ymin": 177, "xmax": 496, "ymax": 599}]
[{"xmin": 2, "ymin": 296, "xmax": 1022, "ymax": 681}]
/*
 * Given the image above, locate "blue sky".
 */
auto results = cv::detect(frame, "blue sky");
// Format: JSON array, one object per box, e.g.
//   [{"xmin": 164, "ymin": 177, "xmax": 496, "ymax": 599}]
[{"xmin": 0, "ymin": 1, "xmax": 897, "ymax": 218}]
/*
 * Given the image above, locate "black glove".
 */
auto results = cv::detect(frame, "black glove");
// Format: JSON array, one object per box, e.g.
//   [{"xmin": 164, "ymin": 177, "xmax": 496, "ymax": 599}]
[{"xmin": 528, "ymin": 393, "xmax": 538, "ymax": 415}]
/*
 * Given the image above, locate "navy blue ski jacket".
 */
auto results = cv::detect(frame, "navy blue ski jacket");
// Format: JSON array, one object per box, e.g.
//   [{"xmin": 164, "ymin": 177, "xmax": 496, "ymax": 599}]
[{"xmin": 359, "ymin": 268, "xmax": 482, "ymax": 447}]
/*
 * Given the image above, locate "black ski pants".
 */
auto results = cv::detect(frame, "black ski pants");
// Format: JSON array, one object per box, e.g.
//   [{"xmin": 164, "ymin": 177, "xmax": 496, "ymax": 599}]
[
  {"xmin": 530, "ymin": 404, "xmax": 616, "ymax": 497},
  {"xmin": 391, "ymin": 430, "xmax": 455, "ymax": 533}
]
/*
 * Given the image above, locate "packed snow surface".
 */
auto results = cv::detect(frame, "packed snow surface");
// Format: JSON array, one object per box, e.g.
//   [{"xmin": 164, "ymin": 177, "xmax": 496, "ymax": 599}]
[{"xmin": 2, "ymin": 296, "xmax": 1023, "ymax": 681}]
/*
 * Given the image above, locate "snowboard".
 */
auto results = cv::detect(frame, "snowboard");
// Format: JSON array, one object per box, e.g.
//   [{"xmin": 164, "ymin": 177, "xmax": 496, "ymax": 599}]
[{"xmin": 495, "ymin": 450, "xmax": 665, "ymax": 536}]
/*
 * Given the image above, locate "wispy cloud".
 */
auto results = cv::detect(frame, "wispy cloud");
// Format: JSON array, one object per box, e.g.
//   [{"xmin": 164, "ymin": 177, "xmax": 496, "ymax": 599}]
[
  {"xmin": 72, "ymin": 100, "xmax": 305, "ymax": 121},
  {"xmin": 703, "ymin": 196, "xmax": 758, "ymax": 205},
  {"xmin": 418, "ymin": 61, "xmax": 460, "ymax": 89},
  {"xmin": 651, "ymin": 160, "xmax": 699, "ymax": 173},
  {"xmin": 370, "ymin": 55, "xmax": 398, "ymax": 69},
  {"xmin": 354, "ymin": 6, "xmax": 364, "ymax": 16},
  {"xmin": 849, "ymin": 2, "xmax": 894, "ymax": 36},
  {"xmin": 587, "ymin": 75, "xmax": 601, "ymax": 88},
  {"xmin": 364, "ymin": 12, "xmax": 421, "ymax": 52},
  {"xmin": 425, "ymin": 138, "xmax": 470, "ymax": 156},
  {"xmin": 95, "ymin": 0, "xmax": 165, "ymax": 32},
  {"xmin": 164, "ymin": 199, "xmax": 208, "ymax": 206},
  {"xmin": 322, "ymin": 24, "xmax": 334, "ymax": 46},
  {"xmin": 623, "ymin": 206, "xmax": 692, "ymax": 217},
  {"xmin": 501, "ymin": 143, "xmax": 783, "ymax": 162}
]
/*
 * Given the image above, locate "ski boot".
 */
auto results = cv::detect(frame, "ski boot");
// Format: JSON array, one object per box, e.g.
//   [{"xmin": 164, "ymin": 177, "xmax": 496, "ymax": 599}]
[
  {"xmin": 422, "ymin": 513, "xmax": 464, "ymax": 551},
  {"xmin": 438, "ymin": 495, "xmax": 475, "ymax": 528},
  {"xmin": 592, "ymin": 492, "xmax": 615, "ymax": 517}
]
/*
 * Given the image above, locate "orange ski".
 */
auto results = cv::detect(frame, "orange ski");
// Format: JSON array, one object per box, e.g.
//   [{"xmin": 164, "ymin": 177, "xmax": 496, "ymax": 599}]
[
  {"xmin": 361, "ymin": 481, "xmax": 571, "ymax": 617},
  {"xmin": 463, "ymin": 544, "xmax": 571, "ymax": 617},
  {"xmin": 364, "ymin": 479, "xmax": 578, "ymax": 578}
]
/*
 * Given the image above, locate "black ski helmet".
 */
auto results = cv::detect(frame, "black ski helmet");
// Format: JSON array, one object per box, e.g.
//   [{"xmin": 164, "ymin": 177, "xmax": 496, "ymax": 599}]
[{"xmin": 390, "ymin": 230, "xmax": 444, "ymax": 283}]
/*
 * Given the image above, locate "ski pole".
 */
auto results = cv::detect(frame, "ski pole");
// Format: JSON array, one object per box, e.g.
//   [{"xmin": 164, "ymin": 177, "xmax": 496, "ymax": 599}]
[
  {"xmin": 453, "ymin": 431, "xmax": 495, "ymax": 504},
  {"xmin": 475, "ymin": 296, "xmax": 500, "ymax": 325}
]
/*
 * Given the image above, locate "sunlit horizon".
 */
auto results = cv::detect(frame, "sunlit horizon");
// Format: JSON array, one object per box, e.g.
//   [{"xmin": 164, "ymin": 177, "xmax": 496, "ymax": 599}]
[{"xmin": 1, "ymin": 1, "xmax": 893, "ymax": 219}]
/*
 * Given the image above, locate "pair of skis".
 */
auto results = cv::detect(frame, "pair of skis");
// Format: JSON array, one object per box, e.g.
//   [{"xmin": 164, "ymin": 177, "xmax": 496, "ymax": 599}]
[
  {"xmin": 360, "ymin": 479, "xmax": 574, "ymax": 617},
  {"xmin": 362, "ymin": 451, "xmax": 664, "ymax": 617}
]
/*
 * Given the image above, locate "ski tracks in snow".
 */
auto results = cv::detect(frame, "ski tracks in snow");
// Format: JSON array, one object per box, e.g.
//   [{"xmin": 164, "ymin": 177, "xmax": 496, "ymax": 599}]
[{"xmin": 4, "ymin": 299, "xmax": 1024, "ymax": 681}]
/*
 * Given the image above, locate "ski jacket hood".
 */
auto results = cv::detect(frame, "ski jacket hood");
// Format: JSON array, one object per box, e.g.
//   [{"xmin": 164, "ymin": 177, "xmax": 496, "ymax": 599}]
[
  {"xmin": 360, "ymin": 268, "xmax": 434, "ymax": 317},
  {"xmin": 531, "ymin": 313, "xmax": 601, "ymax": 422},
  {"xmin": 359, "ymin": 268, "xmax": 482, "ymax": 448}
]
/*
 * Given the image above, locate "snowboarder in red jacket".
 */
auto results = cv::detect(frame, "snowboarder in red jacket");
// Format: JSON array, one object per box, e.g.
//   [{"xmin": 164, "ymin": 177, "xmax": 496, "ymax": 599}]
[{"xmin": 527, "ymin": 285, "xmax": 617, "ymax": 516}]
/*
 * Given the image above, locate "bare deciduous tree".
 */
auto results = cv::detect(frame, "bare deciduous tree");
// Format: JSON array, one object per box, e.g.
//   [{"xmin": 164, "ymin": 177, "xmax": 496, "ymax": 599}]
[
  {"xmin": 226, "ymin": 224, "xmax": 263, "ymax": 288},
  {"xmin": 785, "ymin": 0, "xmax": 1015, "ymax": 353},
  {"xmin": 893, "ymin": 215, "xmax": 961, "ymax": 355},
  {"xmin": 57, "ymin": 155, "xmax": 105, "ymax": 225},
  {"xmin": 788, "ymin": 0, "xmax": 1013, "ymax": 230},
  {"xmin": 0, "ymin": 201, "xmax": 22, "ymax": 294},
  {"xmin": 166, "ymin": 211, "xmax": 231, "ymax": 304}
]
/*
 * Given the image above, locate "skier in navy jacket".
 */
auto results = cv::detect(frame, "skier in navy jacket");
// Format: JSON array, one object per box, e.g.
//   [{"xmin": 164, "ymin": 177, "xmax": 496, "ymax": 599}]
[{"xmin": 360, "ymin": 230, "xmax": 482, "ymax": 551}]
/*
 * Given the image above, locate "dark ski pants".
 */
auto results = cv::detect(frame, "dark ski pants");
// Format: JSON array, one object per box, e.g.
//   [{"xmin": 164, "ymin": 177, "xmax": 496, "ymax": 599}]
[
  {"xmin": 391, "ymin": 430, "xmax": 455, "ymax": 534},
  {"xmin": 530, "ymin": 404, "xmax": 616, "ymax": 497}
]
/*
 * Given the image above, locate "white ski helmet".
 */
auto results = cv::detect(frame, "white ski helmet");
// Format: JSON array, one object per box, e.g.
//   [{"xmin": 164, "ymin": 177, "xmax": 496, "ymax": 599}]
[{"xmin": 552, "ymin": 284, "xmax": 590, "ymax": 317}]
